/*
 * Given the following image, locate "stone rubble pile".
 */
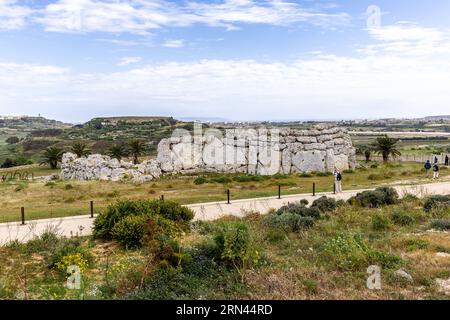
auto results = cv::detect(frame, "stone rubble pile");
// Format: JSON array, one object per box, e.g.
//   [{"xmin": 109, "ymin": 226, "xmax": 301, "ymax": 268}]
[{"xmin": 61, "ymin": 124, "xmax": 356, "ymax": 182}]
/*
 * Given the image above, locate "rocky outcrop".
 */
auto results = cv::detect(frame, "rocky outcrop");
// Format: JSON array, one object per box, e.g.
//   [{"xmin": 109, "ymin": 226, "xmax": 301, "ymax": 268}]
[
  {"xmin": 60, "ymin": 153, "xmax": 162, "ymax": 182},
  {"xmin": 61, "ymin": 124, "xmax": 356, "ymax": 181}
]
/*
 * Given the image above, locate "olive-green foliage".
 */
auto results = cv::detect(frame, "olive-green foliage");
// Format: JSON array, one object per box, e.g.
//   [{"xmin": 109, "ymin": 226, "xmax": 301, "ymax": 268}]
[
  {"xmin": 213, "ymin": 221, "xmax": 259, "ymax": 270},
  {"xmin": 391, "ymin": 209, "xmax": 416, "ymax": 226},
  {"xmin": 93, "ymin": 200, "xmax": 194, "ymax": 248},
  {"xmin": 348, "ymin": 187, "xmax": 399, "ymax": 208},
  {"xmin": 423, "ymin": 195, "xmax": 450, "ymax": 212},
  {"xmin": 111, "ymin": 215, "xmax": 149, "ymax": 249},
  {"xmin": 371, "ymin": 213, "xmax": 391, "ymax": 231},
  {"xmin": 276, "ymin": 202, "xmax": 321, "ymax": 219},
  {"xmin": 430, "ymin": 219, "xmax": 450, "ymax": 231},
  {"xmin": 322, "ymin": 232, "xmax": 402, "ymax": 271},
  {"xmin": 311, "ymin": 196, "xmax": 337, "ymax": 213},
  {"xmin": 263, "ymin": 213, "xmax": 315, "ymax": 232}
]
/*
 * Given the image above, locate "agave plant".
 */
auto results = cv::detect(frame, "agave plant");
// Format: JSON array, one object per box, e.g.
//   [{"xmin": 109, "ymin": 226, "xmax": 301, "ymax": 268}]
[{"xmin": 40, "ymin": 147, "xmax": 64, "ymax": 169}]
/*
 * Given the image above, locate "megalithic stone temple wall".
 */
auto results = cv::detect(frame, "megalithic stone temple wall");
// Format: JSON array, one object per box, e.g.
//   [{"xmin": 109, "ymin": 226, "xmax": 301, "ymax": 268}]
[{"xmin": 61, "ymin": 124, "xmax": 356, "ymax": 182}]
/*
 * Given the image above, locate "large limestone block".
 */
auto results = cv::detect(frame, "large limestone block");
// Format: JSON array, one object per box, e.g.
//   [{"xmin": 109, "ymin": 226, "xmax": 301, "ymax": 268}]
[{"xmin": 292, "ymin": 151, "xmax": 327, "ymax": 172}]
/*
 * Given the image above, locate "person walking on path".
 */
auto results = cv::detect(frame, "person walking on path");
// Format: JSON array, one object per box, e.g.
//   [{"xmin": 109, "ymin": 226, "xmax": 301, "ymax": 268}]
[
  {"xmin": 334, "ymin": 169, "xmax": 343, "ymax": 193},
  {"xmin": 434, "ymin": 156, "xmax": 439, "ymax": 164},
  {"xmin": 425, "ymin": 160, "xmax": 432, "ymax": 177},
  {"xmin": 433, "ymin": 163, "xmax": 440, "ymax": 179},
  {"xmin": 445, "ymin": 154, "xmax": 449, "ymax": 166}
]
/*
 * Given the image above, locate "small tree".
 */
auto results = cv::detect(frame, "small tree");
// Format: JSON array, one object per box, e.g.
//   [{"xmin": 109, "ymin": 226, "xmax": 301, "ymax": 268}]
[
  {"xmin": 356, "ymin": 145, "xmax": 373, "ymax": 162},
  {"xmin": 6, "ymin": 136, "xmax": 20, "ymax": 144},
  {"xmin": 373, "ymin": 136, "xmax": 401, "ymax": 162},
  {"xmin": 71, "ymin": 142, "xmax": 91, "ymax": 158},
  {"xmin": 40, "ymin": 147, "xmax": 64, "ymax": 169},
  {"xmin": 129, "ymin": 140, "xmax": 146, "ymax": 164},
  {"xmin": 108, "ymin": 144, "xmax": 128, "ymax": 161}
]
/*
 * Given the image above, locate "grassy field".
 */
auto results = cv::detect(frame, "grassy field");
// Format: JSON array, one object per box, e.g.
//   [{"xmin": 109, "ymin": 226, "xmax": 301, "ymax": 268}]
[
  {"xmin": 0, "ymin": 161, "xmax": 449, "ymax": 223},
  {"xmin": 0, "ymin": 193, "xmax": 448, "ymax": 300}
]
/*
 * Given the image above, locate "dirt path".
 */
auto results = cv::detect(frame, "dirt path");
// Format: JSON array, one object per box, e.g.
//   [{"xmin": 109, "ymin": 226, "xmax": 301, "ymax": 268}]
[{"xmin": 1, "ymin": 180, "xmax": 449, "ymax": 244}]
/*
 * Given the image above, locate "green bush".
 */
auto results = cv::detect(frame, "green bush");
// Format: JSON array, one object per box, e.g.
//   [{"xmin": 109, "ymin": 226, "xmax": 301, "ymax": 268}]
[
  {"xmin": 299, "ymin": 173, "xmax": 313, "ymax": 178},
  {"xmin": 423, "ymin": 195, "xmax": 450, "ymax": 212},
  {"xmin": 193, "ymin": 177, "xmax": 207, "ymax": 185},
  {"xmin": 371, "ymin": 213, "xmax": 391, "ymax": 231},
  {"xmin": 316, "ymin": 172, "xmax": 333, "ymax": 177},
  {"xmin": 111, "ymin": 215, "xmax": 149, "ymax": 249},
  {"xmin": 276, "ymin": 202, "xmax": 321, "ymax": 219},
  {"xmin": 263, "ymin": 213, "xmax": 315, "ymax": 232},
  {"xmin": 214, "ymin": 221, "xmax": 259, "ymax": 270},
  {"xmin": 391, "ymin": 209, "xmax": 416, "ymax": 226},
  {"xmin": 322, "ymin": 232, "xmax": 402, "ymax": 271},
  {"xmin": 430, "ymin": 219, "xmax": 450, "ymax": 231},
  {"xmin": 93, "ymin": 199, "xmax": 193, "ymax": 240},
  {"xmin": 233, "ymin": 175, "xmax": 266, "ymax": 182},
  {"xmin": 211, "ymin": 176, "xmax": 232, "ymax": 184},
  {"xmin": 348, "ymin": 187, "xmax": 399, "ymax": 208},
  {"xmin": 46, "ymin": 238, "xmax": 93, "ymax": 271},
  {"xmin": 311, "ymin": 196, "xmax": 337, "ymax": 213}
]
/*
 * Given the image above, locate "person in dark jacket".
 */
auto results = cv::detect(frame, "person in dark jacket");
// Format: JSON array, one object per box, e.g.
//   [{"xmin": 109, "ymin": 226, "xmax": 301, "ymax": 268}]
[
  {"xmin": 445, "ymin": 154, "xmax": 449, "ymax": 166},
  {"xmin": 433, "ymin": 163, "xmax": 439, "ymax": 179},
  {"xmin": 434, "ymin": 156, "xmax": 438, "ymax": 164},
  {"xmin": 424, "ymin": 160, "xmax": 432, "ymax": 177}
]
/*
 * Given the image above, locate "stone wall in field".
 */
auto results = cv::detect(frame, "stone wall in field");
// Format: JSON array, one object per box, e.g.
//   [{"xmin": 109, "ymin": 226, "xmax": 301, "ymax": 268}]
[
  {"xmin": 61, "ymin": 124, "xmax": 356, "ymax": 182},
  {"xmin": 157, "ymin": 124, "xmax": 356, "ymax": 176}
]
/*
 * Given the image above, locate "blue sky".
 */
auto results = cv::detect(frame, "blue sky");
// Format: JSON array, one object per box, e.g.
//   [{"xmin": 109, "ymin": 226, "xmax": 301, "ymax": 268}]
[{"xmin": 1, "ymin": 0, "xmax": 450, "ymax": 122}]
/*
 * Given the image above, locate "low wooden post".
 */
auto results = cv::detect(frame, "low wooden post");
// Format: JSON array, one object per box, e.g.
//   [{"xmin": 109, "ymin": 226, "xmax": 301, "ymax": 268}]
[
  {"xmin": 278, "ymin": 185, "xmax": 281, "ymax": 199},
  {"xmin": 313, "ymin": 183, "xmax": 316, "ymax": 196},
  {"xmin": 227, "ymin": 189, "xmax": 231, "ymax": 204},
  {"xmin": 21, "ymin": 207, "xmax": 25, "ymax": 225},
  {"xmin": 333, "ymin": 182, "xmax": 336, "ymax": 195},
  {"xmin": 160, "ymin": 194, "xmax": 165, "ymax": 201},
  {"xmin": 90, "ymin": 201, "xmax": 94, "ymax": 218}
]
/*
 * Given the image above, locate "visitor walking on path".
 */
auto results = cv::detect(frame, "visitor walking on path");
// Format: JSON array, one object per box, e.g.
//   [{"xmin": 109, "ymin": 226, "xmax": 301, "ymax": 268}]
[
  {"xmin": 433, "ymin": 163, "xmax": 440, "ymax": 179},
  {"xmin": 334, "ymin": 169, "xmax": 343, "ymax": 193},
  {"xmin": 425, "ymin": 160, "xmax": 432, "ymax": 177},
  {"xmin": 434, "ymin": 156, "xmax": 439, "ymax": 164},
  {"xmin": 445, "ymin": 154, "xmax": 449, "ymax": 166}
]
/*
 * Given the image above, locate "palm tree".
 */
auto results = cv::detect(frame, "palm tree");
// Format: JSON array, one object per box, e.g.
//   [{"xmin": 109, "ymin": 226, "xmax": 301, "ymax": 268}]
[
  {"xmin": 108, "ymin": 144, "xmax": 128, "ymax": 161},
  {"xmin": 71, "ymin": 142, "xmax": 91, "ymax": 158},
  {"xmin": 40, "ymin": 147, "xmax": 64, "ymax": 169},
  {"xmin": 129, "ymin": 140, "xmax": 146, "ymax": 164},
  {"xmin": 373, "ymin": 136, "xmax": 401, "ymax": 162},
  {"xmin": 356, "ymin": 145, "xmax": 373, "ymax": 162}
]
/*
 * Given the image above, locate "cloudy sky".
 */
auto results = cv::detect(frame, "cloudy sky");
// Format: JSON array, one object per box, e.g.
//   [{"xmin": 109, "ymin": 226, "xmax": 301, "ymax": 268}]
[{"xmin": 1, "ymin": 0, "xmax": 450, "ymax": 122}]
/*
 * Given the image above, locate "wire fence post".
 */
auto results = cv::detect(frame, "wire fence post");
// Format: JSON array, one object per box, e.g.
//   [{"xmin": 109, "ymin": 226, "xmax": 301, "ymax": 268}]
[
  {"xmin": 90, "ymin": 201, "xmax": 94, "ymax": 218},
  {"xmin": 160, "ymin": 194, "xmax": 164, "ymax": 201},
  {"xmin": 227, "ymin": 189, "xmax": 230, "ymax": 204},
  {"xmin": 333, "ymin": 182, "xmax": 336, "ymax": 195},
  {"xmin": 313, "ymin": 182, "xmax": 316, "ymax": 197},
  {"xmin": 21, "ymin": 207, "xmax": 25, "ymax": 225},
  {"xmin": 278, "ymin": 185, "xmax": 281, "ymax": 199}
]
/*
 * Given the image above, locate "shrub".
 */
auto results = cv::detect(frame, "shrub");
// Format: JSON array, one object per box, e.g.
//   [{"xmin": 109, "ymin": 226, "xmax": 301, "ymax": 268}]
[
  {"xmin": 423, "ymin": 195, "xmax": 450, "ymax": 212},
  {"xmin": 46, "ymin": 238, "xmax": 93, "ymax": 270},
  {"xmin": 391, "ymin": 209, "xmax": 416, "ymax": 226},
  {"xmin": 111, "ymin": 215, "xmax": 149, "ymax": 249},
  {"xmin": 276, "ymin": 202, "xmax": 321, "ymax": 219},
  {"xmin": 55, "ymin": 253, "xmax": 89, "ymax": 274},
  {"xmin": 311, "ymin": 196, "xmax": 337, "ymax": 213},
  {"xmin": 213, "ymin": 221, "xmax": 259, "ymax": 271},
  {"xmin": 263, "ymin": 213, "xmax": 315, "ymax": 232},
  {"xmin": 316, "ymin": 172, "xmax": 332, "ymax": 177},
  {"xmin": 300, "ymin": 199, "xmax": 309, "ymax": 206},
  {"xmin": 371, "ymin": 213, "xmax": 391, "ymax": 231},
  {"xmin": 430, "ymin": 219, "xmax": 450, "ymax": 231},
  {"xmin": 64, "ymin": 184, "xmax": 74, "ymax": 190},
  {"xmin": 402, "ymin": 194, "xmax": 419, "ymax": 202},
  {"xmin": 300, "ymin": 173, "xmax": 313, "ymax": 178},
  {"xmin": 233, "ymin": 175, "xmax": 266, "ymax": 182},
  {"xmin": 93, "ymin": 199, "xmax": 193, "ymax": 240},
  {"xmin": 348, "ymin": 187, "xmax": 399, "ymax": 208},
  {"xmin": 193, "ymin": 176, "xmax": 207, "ymax": 185},
  {"xmin": 211, "ymin": 176, "xmax": 232, "ymax": 184}
]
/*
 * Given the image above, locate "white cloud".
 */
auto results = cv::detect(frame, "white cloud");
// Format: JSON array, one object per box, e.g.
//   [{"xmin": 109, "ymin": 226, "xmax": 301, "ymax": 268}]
[
  {"xmin": 363, "ymin": 23, "xmax": 450, "ymax": 56},
  {"xmin": 117, "ymin": 56, "xmax": 142, "ymax": 66},
  {"xmin": 162, "ymin": 39, "xmax": 184, "ymax": 48},
  {"xmin": 0, "ymin": 0, "xmax": 32, "ymax": 30},
  {"xmin": 29, "ymin": 0, "xmax": 350, "ymax": 35},
  {"xmin": 2, "ymin": 54, "xmax": 450, "ymax": 121}
]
